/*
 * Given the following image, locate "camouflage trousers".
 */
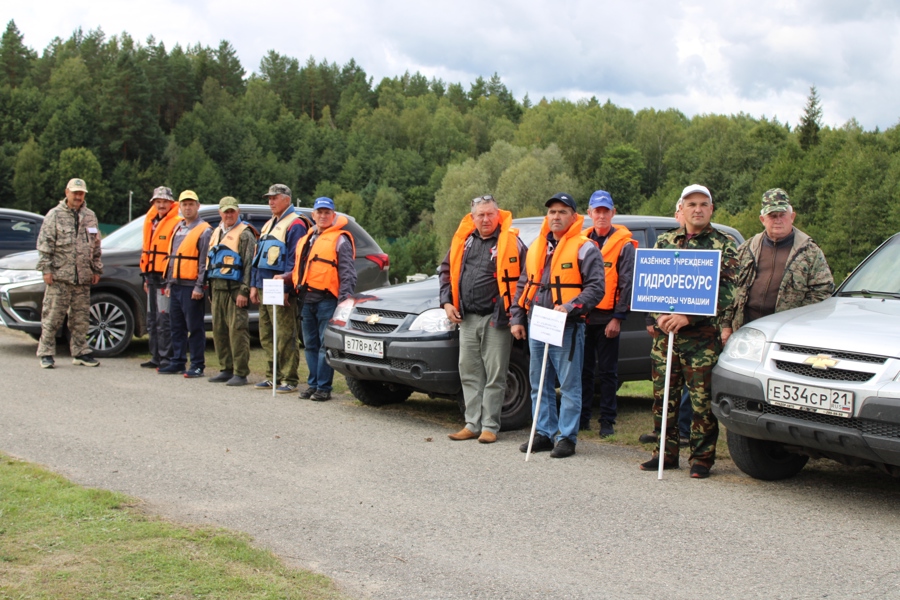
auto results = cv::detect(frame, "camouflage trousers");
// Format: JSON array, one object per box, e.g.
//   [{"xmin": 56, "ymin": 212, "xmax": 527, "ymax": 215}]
[
  {"xmin": 37, "ymin": 281, "xmax": 91, "ymax": 357},
  {"xmin": 258, "ymin": 295, "xmax": 299, "ymax": 386},
  {"xmin": 650, "ymin": 325, "xmax": 722, "ymax": 467},
  {"xmin": 211, "ymin": 287, "xmax": 251, "ymax": 377}
]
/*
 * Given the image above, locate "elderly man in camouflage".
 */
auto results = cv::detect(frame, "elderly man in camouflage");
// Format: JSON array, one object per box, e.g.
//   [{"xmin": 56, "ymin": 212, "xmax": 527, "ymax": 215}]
[
  {"xmin": 641, "ymin": 184, "xmax": 738, "ymax": 479},
  {"xmin": 36, "ymin": 178, "xmax": 103, "ymax": 368},
  {"xmin": 720, "ymin": 188, "xmax": 833, "ymax": 343}
]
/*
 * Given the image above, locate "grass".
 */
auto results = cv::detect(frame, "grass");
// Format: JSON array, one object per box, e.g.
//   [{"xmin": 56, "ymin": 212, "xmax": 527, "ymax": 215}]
[{"xmin": 0, "ymin": 454, "xmax": 346, "ymax": 600}]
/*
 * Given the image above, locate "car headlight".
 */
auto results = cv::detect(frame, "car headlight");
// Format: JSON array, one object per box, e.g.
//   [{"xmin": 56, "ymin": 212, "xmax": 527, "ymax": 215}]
[
  {"xmin": 409, "ymin": 308, "xmax": 455, "ymax": 333},
  {"xmin": 0, "ymin": 269, "xmax": 43, "ymax": 285},
  {"xmin": 724, "ymin": 327, "xmax": 766, "ymax": 363},
  {"xmin": 330, "ymin": 298, "xmax": 356, "ymax": 326}
]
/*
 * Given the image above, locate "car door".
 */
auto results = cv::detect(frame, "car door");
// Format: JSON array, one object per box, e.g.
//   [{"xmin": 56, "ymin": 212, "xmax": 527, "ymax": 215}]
[{"xmin": 0, "ymin": 214, "xmax": 41, "ymax": 258}]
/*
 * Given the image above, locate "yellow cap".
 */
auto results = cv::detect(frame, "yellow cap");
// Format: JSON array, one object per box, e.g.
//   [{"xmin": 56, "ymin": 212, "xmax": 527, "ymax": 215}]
[{"xmin": 178, "ymin": 190, "xmax": 199, "ymax": 202}]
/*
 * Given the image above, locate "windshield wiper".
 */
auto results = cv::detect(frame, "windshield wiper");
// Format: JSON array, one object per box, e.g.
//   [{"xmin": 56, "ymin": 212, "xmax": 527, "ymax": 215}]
[{"xmin": 840, "ymin": 289, "xmax": 900, "ymax": 299}]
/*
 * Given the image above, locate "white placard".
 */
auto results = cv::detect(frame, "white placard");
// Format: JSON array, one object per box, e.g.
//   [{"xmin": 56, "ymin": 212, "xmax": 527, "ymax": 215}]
[
  {"xmin": 262, "ymin": 278, "xmax": 285, "ymax": 306},
  {"xmin": 529, "ymin": 305, "xmax": 567, "ymax": 347}
]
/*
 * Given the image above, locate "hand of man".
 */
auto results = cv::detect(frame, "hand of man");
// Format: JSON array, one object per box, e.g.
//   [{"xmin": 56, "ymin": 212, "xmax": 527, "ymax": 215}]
[
  {"xmin": 249, "ymin": 287, "xmax": 259, "ymax": 305},
  {"xmin": 657, "ymin": 314, "xmax": 690, "ymax": 335},
  {"xmin": 191, "ymin": 290, "xmax": 204, "ymax": 300},
  {"xmin": 164, "ymin": 287, "xmax": 171, "ymax": 298},
  {"xmin": 236, "ymin": 294, "xmax": 248, "ymax": 308},
  {"xmin": 553, "ymin": 305, "xmax": 569, "ymax": 313},
  {"xmin": 43, "ymin": 273, "xmax": 53, "ymax": 286},
  {"xmin": 645, "ymin": 325, "xmax": 656, "ymax": 337},
  {"xmin": 511, "ymin": 324, "xmax": 526, "ymax": 340},
  {"xmin": 443, "ymin": 303, "xmax": 462, "ymax": 324},
  {"xmin": 143, "ymin": 281, "xmax": 148, "ymax": 294},
  {"xmin": 721, "ymin": 327, "xmax": 733, "ymax": 345},
  {"xmin": 91, "ymin": 274, "xmax": 101, "ymax": 285},
  {"xmin": 605, "ymin": 318, "xmax": 621, "ymax": 338},
  {"xmin": 273, "ymin": 274, "xmax": 284, "ymax": 280}
]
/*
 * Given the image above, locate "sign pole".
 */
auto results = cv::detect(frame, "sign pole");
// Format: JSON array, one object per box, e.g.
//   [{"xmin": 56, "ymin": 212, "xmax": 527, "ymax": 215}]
[
  {"xmin": 525, "ymin": 342, "xmax": 551, "ymax": 462},
  {"xmin": 261, "ymin": 278, "xmax": 285, "ymax": 398},
  {"xmin": 272, "ymin": 305, "xmax": 278, "ymax": 398},
  {"xmin": 658, "ymin": 330, "xmax": 675, "ymax": 480}
]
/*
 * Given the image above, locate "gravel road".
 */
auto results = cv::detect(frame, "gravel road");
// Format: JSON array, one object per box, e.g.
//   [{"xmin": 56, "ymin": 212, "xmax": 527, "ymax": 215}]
[{"xmin": 1, "ymin": 328, "xmax": 899, "ymax": 599}]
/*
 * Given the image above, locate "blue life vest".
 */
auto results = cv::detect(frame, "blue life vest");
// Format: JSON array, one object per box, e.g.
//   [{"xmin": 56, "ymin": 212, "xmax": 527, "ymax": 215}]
[
  {"xmin": 207, "ymin": 222, "xmax": 249, "ymax": 281},
  {"xmin": 252, "ymin": 211, "xmax": 302, "ymax": 272}
]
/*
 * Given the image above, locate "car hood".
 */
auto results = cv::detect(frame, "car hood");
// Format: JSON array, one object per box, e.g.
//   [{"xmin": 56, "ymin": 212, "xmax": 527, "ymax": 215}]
[
  {"xmin": 0, "ymin": 250, "xmax": 39, "ymax": 270},
  {"xmin": 352, "ymin": 277, "xmax": 440, "ymax": 315},
  {"xmin": 747, "ymin": 297, "xmax": 900, "ymax": 358}
]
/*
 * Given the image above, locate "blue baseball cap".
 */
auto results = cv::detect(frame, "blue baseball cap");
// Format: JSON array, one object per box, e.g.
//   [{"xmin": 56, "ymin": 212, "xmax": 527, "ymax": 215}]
[
  {"xmin": 313, "ymin": 197, "xmax": 335, "ymax": 211},
  {"xmin": 545, "ymin": 192, "xmax": 577, "ymax": 211},
  {"xmin": 588, "ymin": 190, "xmax": 614, "ymax": 210}
]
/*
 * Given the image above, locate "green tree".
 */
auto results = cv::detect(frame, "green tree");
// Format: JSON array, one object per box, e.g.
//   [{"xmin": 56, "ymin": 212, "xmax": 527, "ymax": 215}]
[
  {"xmin": 798, "ymin": 86, "xmax": 822, "ymax": 151},
  {"xmin": 0, "ymin": 20, "xmax": 35, "ymax": 88},
  {"xmin": 56, "ymin": 147, "xmax": 110, "ymax": 219},
  {"xmin": 12, "ymin": 137, "xmax": 45, "ymax": 212},
  {"xmin": 595, "ymin": 143, "xmax": 645, "ymax": 213},
  {"xmin": 367, "ymin": 186, "xmax": 407, "ymax": 239}
]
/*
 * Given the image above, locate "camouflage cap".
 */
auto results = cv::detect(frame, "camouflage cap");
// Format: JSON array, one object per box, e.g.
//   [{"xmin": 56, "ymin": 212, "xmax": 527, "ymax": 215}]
[
  {"xmin": 66, "ymin": 178, "xmax": 89, "ymax": 193},
  {"xmin": 263, "ymin": 184, "xmax": 291, "ymax": 198},
  {"xmin": 151, "ymin": 186, "xmax": 175, "ymax": 202},
  {"xmin": 761, "ymin": 188, "xmax": 792, "ymax": 215},
  {"xmin": 178, "ymin": 190, "xmax": 199, "ymax": 202},
  {"xmin": 218, "ymin": 196, "xmax": 240, "ymax": 212}
]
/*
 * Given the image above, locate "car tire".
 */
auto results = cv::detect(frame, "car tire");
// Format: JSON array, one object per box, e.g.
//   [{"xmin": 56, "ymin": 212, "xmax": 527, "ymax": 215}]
[
  {"xmin": 727, "ymin": 429, "xmax": 809, "ymax": 481},
  {"xmin": 84, "ymin": 292, "xmax": 135, "ymax": 358},
  {"xmin": 499, "ymin": 347, "xmax": 532, "ymax": 431},
  {"xmin": 346, "ymin": 376, "xmax": 412, "ymax": 406}
]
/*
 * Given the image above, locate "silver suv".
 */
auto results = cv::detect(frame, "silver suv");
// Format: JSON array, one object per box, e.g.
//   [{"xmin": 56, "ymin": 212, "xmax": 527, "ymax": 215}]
[{"xmin": 712, "ymin": 232, "xmax": 900, "ymax": 480}]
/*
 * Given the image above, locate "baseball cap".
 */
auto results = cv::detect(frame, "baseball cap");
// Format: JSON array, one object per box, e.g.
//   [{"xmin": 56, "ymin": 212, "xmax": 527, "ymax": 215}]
[
  {"xmin": 263, "ymin": 184, "xmax": 291, "ymax": 198},
  {"xmin": 680, "ymin": 184, "xmax": 713, "ymax": 203},
  {"xmin": 218, "ymin": 196, "xmax": 240, "ymax": 212},
  {"xmin": 313, "ymin": 197, "xmax": 335, "ymax": 211},
  {"xmin": 66, "ymin": 178, "xmax": 88, "ymax": 193},
  {"xmin": 178, "ymin": 190, "xmax": 199, "ymax": 202},
  {"xmin": 588, "ymin": 190, "xmax": 614, "ymax": 210},
  {"xmin": 545, "ymin": 192, "xmax": 577, "ymax": 211},
  {"xmin": 151, "ymin": 186, "xmax": 175, "ymax": 202},
  {"xmin": 761, "ymin": 188, "xmax": 792, "ymax": 215}
]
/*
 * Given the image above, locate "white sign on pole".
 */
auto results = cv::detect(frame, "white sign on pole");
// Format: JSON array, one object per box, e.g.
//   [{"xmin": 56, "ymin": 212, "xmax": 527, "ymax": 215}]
[
  {"xmin": 262, "ymin": 279, "xmax": 285, "ymax": 397},
  {"xmin": 529, "ymin": 305, "xmax": 567, "ymax": 347}
]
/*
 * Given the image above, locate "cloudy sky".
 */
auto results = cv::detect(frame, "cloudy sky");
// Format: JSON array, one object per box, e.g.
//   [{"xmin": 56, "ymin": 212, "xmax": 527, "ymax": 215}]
[{"xmin": 6, "ymin": 0, "xmax": 900, "ymax": 130}]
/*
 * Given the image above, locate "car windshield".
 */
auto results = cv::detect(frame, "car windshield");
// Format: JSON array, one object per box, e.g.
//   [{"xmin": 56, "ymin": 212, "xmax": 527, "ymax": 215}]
[
  {"xmin": 840, "ymin": 234, "xmax": 900, "ymax": 296},
  {"xmin": 101, "ymin": 218, "xmax": 144, "ymax": 251}
]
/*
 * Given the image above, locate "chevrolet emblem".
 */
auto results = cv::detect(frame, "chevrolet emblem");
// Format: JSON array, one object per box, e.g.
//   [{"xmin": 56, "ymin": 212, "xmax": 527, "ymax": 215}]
[
  {"xmin": 804, "ymin": 354, "xmax": 839, "ymax": 370},
  {"xmin": 365, "ymin": 314, "xmax": 382, "ymax": 325}
]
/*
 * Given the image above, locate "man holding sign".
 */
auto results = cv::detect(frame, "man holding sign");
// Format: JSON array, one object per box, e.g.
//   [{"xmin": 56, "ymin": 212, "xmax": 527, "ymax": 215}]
[
  {"xmin": 510, "ymin": 193, "xmax": 605, "ymax": 459},
  {"xmin": 640, "ymin": 184, "xmax": 738, "ymax": 478}
]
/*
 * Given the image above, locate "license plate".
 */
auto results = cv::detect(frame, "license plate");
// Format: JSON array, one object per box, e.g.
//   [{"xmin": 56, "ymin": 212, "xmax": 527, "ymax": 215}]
[
  {"xmin": 344, "ymin": 336, "xmax": 383, "ymax": 359},
  {"xmin": 767, "ymin": 379, "xmax": 854, "ymax": 418}
]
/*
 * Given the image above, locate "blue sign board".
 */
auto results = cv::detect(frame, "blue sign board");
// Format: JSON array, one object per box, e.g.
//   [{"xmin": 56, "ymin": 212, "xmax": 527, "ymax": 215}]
[{"xmin": 630, "ymin": 248, "xmax": 721, "ymax": 316}]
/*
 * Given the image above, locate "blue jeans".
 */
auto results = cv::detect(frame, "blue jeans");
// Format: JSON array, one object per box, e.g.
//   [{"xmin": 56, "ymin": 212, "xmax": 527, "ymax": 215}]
[
  {"xmin": 301, "ymin": 297, "xmax": 338, "ymax": 392},
  {"xmin": 528, "ymin": 321, "xmax": 585, "ymax": 443}
]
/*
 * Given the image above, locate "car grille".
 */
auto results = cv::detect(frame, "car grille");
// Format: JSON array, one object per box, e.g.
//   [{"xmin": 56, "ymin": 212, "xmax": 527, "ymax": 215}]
[
  {"xmin": 727, "ymin": 395, "xmax": 900, "ymax": 439},
  {"xmin": 351, "ymin": 322, "xmax": 397, "ymax": 333},
  {"xmin": 354, "ymin": 307, "xmax": 408, "ymax": 320},
  {"xmin": 773, "ymin": 360, "xmax": 875, "ymax": 382},
  {"xmin": 778, "ymin": 344, "xmax": 887, "ymax": 364},
  {"xmin": 348, "ymin": 307, "xmax": 409, "ymax": 334},
  {"xmin": 334, "ymin": 350, "xmax": 424, "ymax": 371}
]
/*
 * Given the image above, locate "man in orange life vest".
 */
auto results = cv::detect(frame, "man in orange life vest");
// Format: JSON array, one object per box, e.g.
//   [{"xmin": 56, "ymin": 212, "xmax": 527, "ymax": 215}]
[
  {"xmin": 291, "ymin": 197, "xmax": 356, "ymax": 401},
  {"xmin": 140, "ymin": 186, "xmax": 182, "ymax": 370},
  {"xmin": 439, "ymin": 194, "xmax": 528, "ymax": 443},
  {"xmin": 158, "ymin": 190, "xmax": 212, "ymax": 377},
  {"xmin": 579, "ymin": 190, "xmax": 637, "ymax": 437},
  {"xmin": 510, "ymin": 193, "xmax": 606, "ymax": 458}
]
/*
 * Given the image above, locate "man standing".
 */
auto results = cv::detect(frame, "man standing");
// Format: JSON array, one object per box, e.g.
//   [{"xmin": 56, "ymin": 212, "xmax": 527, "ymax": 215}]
[
  {"xmin": 641, "ymin": 184, "xmax": 737, "ymax": 479},
  {"xmin": 510, "ymin": 193, "xmax": 605, "ymax": 459},
  {"xmin": 292, "ymin": 197, "xmax": 357, "ymax": 401},
  {"xmin": 35, "ymin": 178, "xmax": 103, "ymax": 368},
  {"xmin": 249, "ymin": 184, "xmax": 309, "ymax": 393},
  {"xmin": 439, "ymin": 194, "xmax": 527, "ymax": 443},
  {"xmin": 721, "ymin": 188, "xmax": 833, "ymax": 342},
  {"xmin": 158, "ymin": 190, "xmax": 211, "ymax": 377},
  {"xmin": 140, "ymin": 186, "xmax": 182, "ymax": 370},
  {"xmin": 207, "ymin": 196, "xmax": 256, "ymax": 386},
  {"xmin": 579, "ymin": 190, "xmax": 637, "ymax": 437}
]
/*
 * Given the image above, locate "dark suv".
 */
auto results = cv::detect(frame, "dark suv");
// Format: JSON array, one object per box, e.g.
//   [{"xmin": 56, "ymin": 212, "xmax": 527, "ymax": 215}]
[
  {"xmin": 0, "ymin": 204, "xmax": 389, "ymax": 357},
  {"xmin": 0, "ymin": 208, "xmax": 44, "ymax": 258},
  {"xmin": 324, "ymin": 215, "xmax": 743, "ymax": 430}
]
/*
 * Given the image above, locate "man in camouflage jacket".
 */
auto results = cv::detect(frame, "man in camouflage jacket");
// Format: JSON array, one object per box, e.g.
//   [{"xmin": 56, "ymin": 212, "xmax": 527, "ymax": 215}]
[
  {"xmin": 721, "ymin": 188, "xmax": 833, "ymax": 337},
  {"xmin": 641, "ymin": 184, "xmax": 738, "ymax": 478},
  {"xmin": 35, "ymin": 178, "xmax": 103, "ymax": 368}
]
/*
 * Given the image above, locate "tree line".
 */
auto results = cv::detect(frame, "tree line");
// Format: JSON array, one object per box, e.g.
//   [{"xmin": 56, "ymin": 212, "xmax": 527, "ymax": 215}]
[{"xmin": 1, "ymin": 20, "xmax": 898, "ymax": 282}]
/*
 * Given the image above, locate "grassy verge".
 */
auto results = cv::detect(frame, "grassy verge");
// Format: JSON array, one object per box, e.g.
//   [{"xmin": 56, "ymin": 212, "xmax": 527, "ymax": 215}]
[{"xmin": 0, "ymin": 454, "xmax": 345, "ymax": 600}]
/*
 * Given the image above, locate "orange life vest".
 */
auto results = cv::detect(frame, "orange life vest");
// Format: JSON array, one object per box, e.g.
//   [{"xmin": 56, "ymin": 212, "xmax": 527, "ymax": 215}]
[
  {"xmin": 518, "ymin": 215, "xmax": 588, "ymax": 310},
  {"xmin": 448, "ymin": 209, "xmax": 521, "ymax": 314},
  {"xmin": 292, "ymin": 215, "xmax": 356, "ymax": 298},
  {"xmin": 140, "ymin": 206, "xmax": 183, "ymax": 275},
  {"xmin": 168, "ymin": 221, "xmax": 212, "ymax": 281},
  {"xmin": 581, "ymin": 224, "xmax": 638, "ymax": 310}
]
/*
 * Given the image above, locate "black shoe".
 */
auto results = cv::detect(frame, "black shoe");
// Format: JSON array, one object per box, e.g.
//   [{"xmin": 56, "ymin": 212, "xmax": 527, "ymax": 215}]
[
  {"xmin": 311, "ymin": 390, "xmax": 331, "ymax": 401},
  {"xmin": 40, "ymin": 355, "xmax": 55, "ymax": 369},
  {"xmin": 140, "ymin": 360, "xmax": 159, "ymax": 369},
  {"xmin": 550, "ymin": 438, "xmax": 576, "ymax": 458},
  {"xmin": 208, "ymin": 371, "xmax": 233, "ymax": 383},
  {"xmin": 299, "ymin": 387, "xmax": 316, "ymax": 399},
  {"xmin": 225, "ymin": 375, "xmax": 248, "ymax": 387},
  {"xmin": 72, "ymin": 354, "xmax": 99, "ymax": 367},
  {"xmin": 578, "ymin": 420, "xmax": 591, "ymax": 431},
  {"xmin": 640, "ymin": 455, "xmax": 679, "ymax": 471},
  {"xmin": 599, "ymin": 421, "xmax": 615, "ymax": 438},
  {"xmin": 158, "ymin": 364, "xmax": 185, "ymax": 374},
  {"xmin": 520, "ymin": 434, "xmax": 554, "ymax": 453},
  {"xmin": 690, "ymin": 463, "xmax": 711, "ymax": 479},
  {"xmin": 638, "ymin": 430, "xmax": 660, "ymax": 444},
  {"xmin": 183, "ymin": 367, "xmax": 204, "ymax": 378}
]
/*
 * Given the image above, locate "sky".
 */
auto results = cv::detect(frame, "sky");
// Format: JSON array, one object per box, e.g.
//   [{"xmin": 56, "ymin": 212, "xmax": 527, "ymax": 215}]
[{"xmin": 5, "ymin": 0, "xmax": 900, "ymax": 131}]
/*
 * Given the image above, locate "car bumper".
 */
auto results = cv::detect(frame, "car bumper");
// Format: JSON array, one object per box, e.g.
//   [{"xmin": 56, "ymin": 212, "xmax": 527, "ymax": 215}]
[
  {"xmin": 712, "ymin": 366, "xmax": 900, "ymax": 468},
  {"xmin": 0, "ymin": 281, "xmax": 44, "ymax": 335},
  {"xmin": 324, "ymin": 328, "xmax": 461, "ymax": 396}
]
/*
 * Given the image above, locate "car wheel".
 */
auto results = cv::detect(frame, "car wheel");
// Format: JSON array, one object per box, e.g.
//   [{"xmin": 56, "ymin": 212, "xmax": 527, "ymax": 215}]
[
  {"xmin": 85, "ymin": 292, "xmax": 135, "ymax": 357},
  {"xmin": 346, "ymin": 376, "xmax": 412, "ymax": 406},
  {"xmin": 499, "ymin": 347, "xmax": 532, "ymax": 431},
  {"xmin": 727, "ymin": 429, "xmax": 809, "ymax": 481}
]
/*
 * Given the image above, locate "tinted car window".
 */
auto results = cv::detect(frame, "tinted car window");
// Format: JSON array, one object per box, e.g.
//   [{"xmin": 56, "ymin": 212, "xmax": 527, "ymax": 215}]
[
  {"xmin": 0, "ymin": 217, "xmax": 39, "ymax": 253},
  {"xmin": 102, "ymin": 218, "xmax": 145, "ymax": 250}
]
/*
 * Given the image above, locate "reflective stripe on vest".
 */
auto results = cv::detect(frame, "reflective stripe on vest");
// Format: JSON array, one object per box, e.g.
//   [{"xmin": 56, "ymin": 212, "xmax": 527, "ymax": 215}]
[
  {"xmin": 292, "ymin": 215, "xmax": 356, "ymax": 299},
  {"xmin": 140, "ymin": 207, "xmax": 183, "ymax": 275},
  {"xmin": 581, "ymin": 225, "xmax": 638, "ymax": 310},
  {"xmin": 207, "ymin": 222, "xmax": 248, "ymax": 281},
  {"xmin": 518, "ymin": 215, "xmax": 587, "ymax": 310},
  {"xmin": 169, "ymin": 222, "xmax": 211, "ymax": 281},
  {"xmin": 252, "ymin": 210, "xmax": 301, "ymax": 272}
]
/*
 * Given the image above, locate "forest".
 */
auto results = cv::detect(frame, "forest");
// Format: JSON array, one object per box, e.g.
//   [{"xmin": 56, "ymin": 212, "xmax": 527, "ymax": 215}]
[{"xmin": 1, "ymin": 20, "xmax": 899, "ymax": 282}]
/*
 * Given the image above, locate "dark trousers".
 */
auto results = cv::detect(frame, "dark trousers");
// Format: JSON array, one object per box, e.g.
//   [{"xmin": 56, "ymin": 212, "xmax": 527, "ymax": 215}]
[
  {"xmin": 580, "ymin": 323, "xmax": 619, "ymax": 425},
  {"xmin": 169, "ymin": 284, "xmax": 206, "ymax": 370},
  {"xmin": 146, "ymin": 278, "xmax": 172, "ymax": 368}
]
